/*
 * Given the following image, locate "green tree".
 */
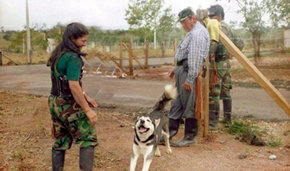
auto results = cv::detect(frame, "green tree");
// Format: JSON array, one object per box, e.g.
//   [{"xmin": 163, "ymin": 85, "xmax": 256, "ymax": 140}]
[
  {"xmin": 237, "ymin": 0, "xmax": 267, "ymax": 63},
  {"xmin": 125, "ymin": 0, "xmax": 175, "ymax": 47},
  {"xmin": 47, "ymin": 23, "xmax": 65, "ymax": 45},
  {"xmin": 217, "ymin": 0, "xmax": 268, "ymax": 64},
  {"xmin": 266, "ymin": 0, "xmax": 289, "ymax": 27}
]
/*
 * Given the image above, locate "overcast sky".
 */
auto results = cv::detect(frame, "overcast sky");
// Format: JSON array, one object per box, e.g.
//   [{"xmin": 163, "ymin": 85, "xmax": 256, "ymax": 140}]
[{"xmin": 0, "ymin": 0, "xmax": 244, "ymax": 31}]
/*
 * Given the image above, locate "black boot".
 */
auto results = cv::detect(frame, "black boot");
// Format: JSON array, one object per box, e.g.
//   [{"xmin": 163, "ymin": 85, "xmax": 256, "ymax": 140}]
[
  {"xmin": 172, "ymin": 118, "xmax": 197, "ymax": 147},
  {"xmin": 223, "ymin": 99, "xmax": 232, "ymax": 123},
  {"xmin": 80, "ymin": 146, "xmax": 95, "ymax": 171},
  {"xmin": 52, "ymin": 149, "xmax": 65, "ymax": 171},
  {"xmin": 159, "ymin": 118, "xmax": 180, "ymax": 145},
  {"xmin": 209, "ymin": 104, "xmax": 220, "ymax": 130}
]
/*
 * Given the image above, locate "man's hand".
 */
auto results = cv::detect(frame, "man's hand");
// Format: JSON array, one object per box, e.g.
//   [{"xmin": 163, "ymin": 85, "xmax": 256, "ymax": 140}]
[
  {"xmin": 183, "ymin": 81, "xmax": 193, "ymax": 92},
  {"xmin": 168, "ymin": 68, "xmax": 175, "ymax": 79},
  {"xmin": 84, "ymin": 93, "xmax": 98, "ymax": 108},
  {"xmin": 85, "ymin": 109, "xmax": 98, "ymax": 126}
]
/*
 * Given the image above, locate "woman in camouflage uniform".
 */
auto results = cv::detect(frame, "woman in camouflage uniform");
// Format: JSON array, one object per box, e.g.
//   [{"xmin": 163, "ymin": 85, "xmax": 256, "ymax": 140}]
[{"xmin": 47, "ymin": 22, "xmax": 98, "ymax": 171}]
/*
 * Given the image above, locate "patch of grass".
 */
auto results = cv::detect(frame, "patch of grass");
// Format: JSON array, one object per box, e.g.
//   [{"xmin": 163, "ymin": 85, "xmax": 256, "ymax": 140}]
[
  {"xmin": 227, "ymin": 121, "xmax": 265, "ymax": 136},
  {"xmin": 12, "ymin": 150, "xmax": 24, "ymax": 160},
  {"xmin": 225, "ymin": 120, "xmax": 281, "ymax": 147},
  {"xmin": 25, "ymin": 94, "xmax": 36, "ymax": 100},
  {"xmin": 265, "ymin": 137, "xmax": 282, "ymax": 147}
]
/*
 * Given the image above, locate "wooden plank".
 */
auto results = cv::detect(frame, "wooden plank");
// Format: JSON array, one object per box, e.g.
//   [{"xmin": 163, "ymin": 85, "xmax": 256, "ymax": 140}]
[
  {"xmin": 95, "ymin": 51, "xmax": 129, "ymax": 75},
  {"xmin": 127, "ymin": 43, "xmax": 144, "ymax": 69},
  {"xmin": 203, "ymin": 57, "xmax": 209, "ymax": 136},
  {"xmin": 119, "ymin": 43, "xmax": 123, "ymax": 69},
  {"xmin": 2, "ymin": 53, "xmax": 18, "ymax": 65},
  {"xmin": 0, "ymin": 51, "xmax": 2, "ymax": 65},
  {"xmin": 144, "ymin": 40, "xmax": 149, "ymax": 69},
  {"xmin": 174, "ymin": 38, "xmax": 177, "ymax": 65},
  {"xmin": 122, "ymin": 43, "xmax": 134, "ymax": 75},
  {"xmin": 219, "ymin": 31, "xmax": 290, "ymax": 117},
  {"xmin": 123, "ymin": 43, "xmax": 145, "ymax": 69}
]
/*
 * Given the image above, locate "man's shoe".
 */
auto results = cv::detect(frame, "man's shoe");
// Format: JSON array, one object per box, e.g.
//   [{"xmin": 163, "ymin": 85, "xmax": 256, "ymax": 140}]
[
  {"xmin": 171, "ymin": 137, "xmax": 195, "ymax": 147},
  {"xmin": 171, "ymin": 118, "xmax": 197, "ymax": 147}
]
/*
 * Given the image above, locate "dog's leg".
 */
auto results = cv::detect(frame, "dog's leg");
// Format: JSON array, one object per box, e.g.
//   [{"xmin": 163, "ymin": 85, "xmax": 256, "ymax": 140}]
[
  {"xmin": 130, "ymin": 145, "xmax": 139, "ymax": 171},
  {"xmin": 142, "ymin": 147, "xmax": 154, "ymax": 171},
  {"xmin": 162, "ymin": 130, "xmax": 172, "ymax": 154},
  {"xmin": 155, "ymin": 146, "xmax": 161, "ymax": 157}
]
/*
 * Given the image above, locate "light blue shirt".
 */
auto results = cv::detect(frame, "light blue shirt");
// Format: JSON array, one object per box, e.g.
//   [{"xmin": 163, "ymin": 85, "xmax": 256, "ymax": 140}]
[{"xmin": 175, "ymin": 21, "xmax": 210, "ymax": 83}]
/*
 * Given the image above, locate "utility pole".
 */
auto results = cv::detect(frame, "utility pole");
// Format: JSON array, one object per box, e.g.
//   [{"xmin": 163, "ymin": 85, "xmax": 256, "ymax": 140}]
[
  {"xmin": 26, "ymin": 0, "xmax": 32, "ymax": 64},
  {"xmin": 153, "ymin": 17, "xmax": 157, "ymax": 49}
]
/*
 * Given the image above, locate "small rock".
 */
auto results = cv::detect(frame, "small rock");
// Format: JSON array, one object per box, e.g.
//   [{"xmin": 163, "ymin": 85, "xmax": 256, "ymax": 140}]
[
  {"xmin": 119, "ymin": 124, "xmax": 125, "ymax": 128},
  {"xmin": 239, "ymin": 154, "xmax": 247, "ymax": 159},
  {"xmin": 269, "ymin": 154, "xmax": 277, "ymax": 160},
  {"xmin": 283, "ymin": 130, "xmax": 290, "ymax": 136}
]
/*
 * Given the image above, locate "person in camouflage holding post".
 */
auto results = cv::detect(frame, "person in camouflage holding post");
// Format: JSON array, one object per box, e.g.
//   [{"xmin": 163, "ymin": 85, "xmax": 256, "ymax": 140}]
[
  {"xmin": 47, "ymin": 22, "xmax": 98, "ymax": 171},
  {"xmin": 208, "ymin": 5, "xmax": 244, "ymax": 130}
]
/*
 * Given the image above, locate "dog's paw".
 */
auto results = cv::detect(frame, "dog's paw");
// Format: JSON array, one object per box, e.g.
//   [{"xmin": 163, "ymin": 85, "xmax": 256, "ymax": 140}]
[{"xmin": 166, "ymin": 148, "xmax": 172, "ymax": 154}]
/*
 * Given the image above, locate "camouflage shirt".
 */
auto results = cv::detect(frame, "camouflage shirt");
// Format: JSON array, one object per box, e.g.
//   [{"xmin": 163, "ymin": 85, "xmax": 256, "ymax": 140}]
[{"xmin": 215, "ymin": 21, "xmax": 244, "ymax": 62}]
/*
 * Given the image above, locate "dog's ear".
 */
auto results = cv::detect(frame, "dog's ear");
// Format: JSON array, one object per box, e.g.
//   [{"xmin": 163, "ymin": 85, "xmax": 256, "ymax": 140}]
[
  {"xmin": 154, "ymin": 119, "xmax": 160, "ymax": 128},
  {"xmin": 135, "ymin": 116, "xmax": 140, "ymax": 123}
]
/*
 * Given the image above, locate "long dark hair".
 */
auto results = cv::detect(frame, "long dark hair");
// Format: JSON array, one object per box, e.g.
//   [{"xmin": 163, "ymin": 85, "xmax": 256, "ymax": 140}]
[{"xmin": 47, "ymin": 22, "xmax": 89, "ymax": 69}]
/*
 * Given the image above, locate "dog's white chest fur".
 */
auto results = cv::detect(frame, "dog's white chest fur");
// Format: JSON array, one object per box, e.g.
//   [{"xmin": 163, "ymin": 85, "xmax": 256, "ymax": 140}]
[{"xmin": 133, "ymin": 143, "xmax": 154, "ymax": 156}]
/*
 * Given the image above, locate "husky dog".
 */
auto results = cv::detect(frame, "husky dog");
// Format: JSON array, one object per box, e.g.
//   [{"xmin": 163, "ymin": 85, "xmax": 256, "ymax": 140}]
[{"xmin": 130, "ymin": 84, "xmax": 177, "ymax": 171}]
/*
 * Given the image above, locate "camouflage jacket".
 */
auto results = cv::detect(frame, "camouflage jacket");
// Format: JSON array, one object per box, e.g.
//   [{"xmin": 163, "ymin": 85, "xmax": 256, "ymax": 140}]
[{"xmin": 215, "ymin": 21, "xmax": 244, "ymax": 62}]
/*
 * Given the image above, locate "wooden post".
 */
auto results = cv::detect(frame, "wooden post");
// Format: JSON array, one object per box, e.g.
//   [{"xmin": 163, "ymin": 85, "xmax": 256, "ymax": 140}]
[
  {"xmin": 0, "ymin": 51, "xmax": 2, "ymax": 65},
  {"xmin": 174, "ymin": 38, "xmax": 177, "ymax": 65},
  {"xmin": 95, "ymin": 51, "xmax": 128, "ymax": 75},
  {"xmin": 203, "ymin": 57, "xmax": 210, "ymax": 136},
  {"xmin": 128, "ymin": 43, "xmax": 134, "ymax": 75},
  {"xmin": 119, "ymin": 43, "xmax": 123, "ymax": 69},
  {"xmin": 282, "ymin": 27, "xmax": 285, "ymax": 52},
  {"xmin": 124, "ymin": 43, "xmax": 144, "ymax": 69},
  {"xmin": 220, "ymin": 31, "xmax": 290, "ymax": 116},
  {"xmin": 144, "ymin": 40, "xmax": 149, "ymax": 69}
]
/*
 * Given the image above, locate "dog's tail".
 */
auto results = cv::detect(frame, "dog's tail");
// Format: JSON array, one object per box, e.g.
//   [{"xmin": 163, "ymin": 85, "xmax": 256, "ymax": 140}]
[{"xmin": 153, "ymin": 84, "xmax": 177, "ymax": 110}]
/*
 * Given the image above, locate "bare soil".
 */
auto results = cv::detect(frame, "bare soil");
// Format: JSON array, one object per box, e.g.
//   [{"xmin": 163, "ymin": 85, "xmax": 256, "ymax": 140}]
[{"xmin": 0, "ymin": 91, "xmax": 289, "ymax": 171}]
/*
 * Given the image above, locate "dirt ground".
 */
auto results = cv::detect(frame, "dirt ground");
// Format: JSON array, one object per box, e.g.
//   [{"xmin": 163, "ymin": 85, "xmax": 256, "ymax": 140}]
[{"xmin": 0, "ymin": 91, "xmax": 289, "ymax": 171}]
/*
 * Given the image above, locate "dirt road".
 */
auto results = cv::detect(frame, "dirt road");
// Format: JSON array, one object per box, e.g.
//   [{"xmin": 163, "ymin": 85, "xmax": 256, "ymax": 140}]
[
  {"xmin": 0, "ymin": 91, "xmax": 289, "ymax": 171},
  {"xmin": 0, "ymin": 64, "xmax": 289, "ymax": 120}
]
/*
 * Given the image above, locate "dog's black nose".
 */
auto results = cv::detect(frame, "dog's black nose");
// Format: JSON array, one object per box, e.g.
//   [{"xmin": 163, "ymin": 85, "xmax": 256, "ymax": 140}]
[{"xmin": 140, "ymin": 120, "xmax": 145, "ymax": 124}]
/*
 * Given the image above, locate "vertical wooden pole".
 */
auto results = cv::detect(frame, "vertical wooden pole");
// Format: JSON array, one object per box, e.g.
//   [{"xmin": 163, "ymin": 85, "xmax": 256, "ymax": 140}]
[
  {"xmin": 144, "ymin": 40, "xmax": 149, "ymax": 69},
  {"xmin": 119, "ymin": 43, "xmax": 123, "ymax": 69},
  {"xmin": 282, "ymin": 27, "xmax": 285, "ymax": 52},
  {"xmin": 128, "ymin": 43, "xmax": 133, "ymax": 76},
  {"xmin": 174, "ymin": 38, "xmax": 177, "ymax": 65},
  {"xmin": 0, "ymin": 50, "xmax": 2, "ymax": 65},
  {"xmin": 203, "ymin": 57, "xmax": 210, "ymax": 137}
]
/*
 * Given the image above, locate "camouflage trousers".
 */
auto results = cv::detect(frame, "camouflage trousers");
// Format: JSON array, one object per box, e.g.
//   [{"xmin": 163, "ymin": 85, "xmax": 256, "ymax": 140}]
[
  {"xmin": 209, "ymin": 60, "xmax": 232, "ymax": 105},
  {"xmin": 48, "ymin": 96, "xmax": 98, "ymax": 151}
]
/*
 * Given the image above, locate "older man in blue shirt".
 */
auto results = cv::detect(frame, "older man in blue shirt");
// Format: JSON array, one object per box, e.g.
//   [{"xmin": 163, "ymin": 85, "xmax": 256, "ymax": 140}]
[{"xmin": 168, "ymin": 7, "xmax": 210, "ymax": 147}]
